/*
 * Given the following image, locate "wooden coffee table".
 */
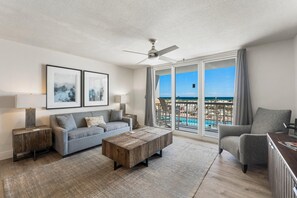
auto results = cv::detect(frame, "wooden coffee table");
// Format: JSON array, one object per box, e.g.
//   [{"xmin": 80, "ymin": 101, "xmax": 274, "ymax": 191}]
[{"xmin": 102, "ymin": 127, "xmax": 172, "ymax": 170}]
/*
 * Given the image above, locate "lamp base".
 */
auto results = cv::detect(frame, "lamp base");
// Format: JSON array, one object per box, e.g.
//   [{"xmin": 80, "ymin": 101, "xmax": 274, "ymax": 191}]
[
  {"xmin": 120, "ymin": 103, "xmax": 126, "ymax": 115},
  {"xmin": 25, "ymin": 108, "xmax": 36, "ymax": 129}
]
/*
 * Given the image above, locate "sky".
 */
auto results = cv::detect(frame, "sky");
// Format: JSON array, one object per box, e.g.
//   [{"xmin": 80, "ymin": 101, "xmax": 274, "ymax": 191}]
[{"xmin": 159, "ymin": 66, "xmax": 235, "ymax": 97}]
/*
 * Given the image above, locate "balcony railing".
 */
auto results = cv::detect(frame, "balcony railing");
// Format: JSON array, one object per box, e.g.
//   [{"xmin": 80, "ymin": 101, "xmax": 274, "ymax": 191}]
[{"xmin": 156, "ymin": 100, "xmax": 233, "ymax": 132}]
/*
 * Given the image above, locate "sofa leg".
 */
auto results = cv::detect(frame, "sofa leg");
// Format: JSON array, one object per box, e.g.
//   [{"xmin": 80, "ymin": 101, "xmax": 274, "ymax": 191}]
[
  {"xmin": 219, "ymin": 148, "xmax": 223, "ymax": 154},
  {"xmin": 242, "ymin": 164, "xmax": 248, "ymax": 173}
]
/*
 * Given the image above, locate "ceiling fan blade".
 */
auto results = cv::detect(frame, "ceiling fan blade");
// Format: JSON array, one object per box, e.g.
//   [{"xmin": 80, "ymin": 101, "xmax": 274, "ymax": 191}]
[
  {"xmin": 123, "ymin": 50, "xmax": 147, "ymax": 56},
  {"xmin": 159, "ymin": 56, "xmax": 177, "ymax": 63},
  {"xmin": 157, "ymin": 45, "xmax": 179, "ymax": 56},
  {"xmin": 136, "ymin": 58, "xmax": 148, "ymax": 64}
]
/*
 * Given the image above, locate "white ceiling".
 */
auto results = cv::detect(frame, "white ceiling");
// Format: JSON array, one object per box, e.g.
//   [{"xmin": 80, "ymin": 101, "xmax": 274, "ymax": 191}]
[{"xmin": 0, "ymin": 0, "xmax": 297, "ymax": 69}]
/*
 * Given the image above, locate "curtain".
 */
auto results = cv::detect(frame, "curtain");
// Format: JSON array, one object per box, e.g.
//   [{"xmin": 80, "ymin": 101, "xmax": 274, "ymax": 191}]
[
  {"xmin": 144, "ymin": 66, "xmax": 156, "ymax": 126},
  {"xmin": 233, "ymin": 49, "xmax": 253, "ymax": 125}
]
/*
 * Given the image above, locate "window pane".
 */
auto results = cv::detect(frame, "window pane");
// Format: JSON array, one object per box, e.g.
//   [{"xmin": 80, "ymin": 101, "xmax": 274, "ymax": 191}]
[
  {"xmin": 204, "ymin": 59, "xmax": 236, "ymax": 137},
  {"xmin": 176, "ymin": 65, "xmax": 198, "ymax": 133},
  {"xmin": 155, "ymin": 69, "xmax": 171, "ymax": 128}
]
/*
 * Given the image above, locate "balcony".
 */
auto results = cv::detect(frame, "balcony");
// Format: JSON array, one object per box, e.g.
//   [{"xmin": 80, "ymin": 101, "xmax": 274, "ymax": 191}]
[{"xmin": 155, "ymin": 99, "xmax": 233, "ymax": 136}]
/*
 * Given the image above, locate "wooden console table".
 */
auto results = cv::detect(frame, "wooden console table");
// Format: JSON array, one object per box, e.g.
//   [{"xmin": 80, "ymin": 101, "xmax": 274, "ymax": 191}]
[
  {"xmin": 12, "ymin": 126, "xmax": 52, "ymax": 161},
  {"xmin": 267, "ymin": 132, "xmax": 297, "ymax": 198}
]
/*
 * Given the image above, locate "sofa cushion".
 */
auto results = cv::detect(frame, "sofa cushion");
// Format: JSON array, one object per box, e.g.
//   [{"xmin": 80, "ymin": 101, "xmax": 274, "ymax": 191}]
[
  {"xmin": 85, "ymin": 116, "xmax": 106, "ymax": 128},
  {"xmin": 105, "ymin": 121, "xmax": 128, "ymax": 132},
  {"xmin": 92, "ymin": 110, "xmax": 110, "ymax": 123},
  {"xmin": 110, "ymin": 110, "xmax": 123, "ymax": 122},
  {"xmin": 56, "ymin": 114, "xmax": 77, "ymax": 132},
  {"xmin": 221, "ymin": 136, "xmax": 240, "ymax": 159},
  {"xmin": 72, "ymin": 112, "xmax": 93, "ymax": 128},
  {"xmin": 68, "ymin": 127, "xmax": 104, "ymax": 140},
  {"xmin": 251, "ymin": 108, "xmax": 291, "ymax": 134}
]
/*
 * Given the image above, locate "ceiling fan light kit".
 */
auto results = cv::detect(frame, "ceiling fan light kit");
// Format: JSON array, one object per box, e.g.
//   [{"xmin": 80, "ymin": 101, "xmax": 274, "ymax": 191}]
[{"xmin": 123, "ymin": 38, "xmax": 179, "ymax": 64}]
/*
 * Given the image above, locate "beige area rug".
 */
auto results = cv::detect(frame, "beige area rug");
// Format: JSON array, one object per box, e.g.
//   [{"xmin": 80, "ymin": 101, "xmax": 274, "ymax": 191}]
[{"xmin": 3, "ymin": 137, "xmax": 217, "ymax": 198}]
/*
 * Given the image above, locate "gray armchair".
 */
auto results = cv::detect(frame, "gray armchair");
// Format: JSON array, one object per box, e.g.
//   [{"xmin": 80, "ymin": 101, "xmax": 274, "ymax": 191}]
[{"xmin": 218, "ymin": 108, "xmax": 291, "ymax": 173}]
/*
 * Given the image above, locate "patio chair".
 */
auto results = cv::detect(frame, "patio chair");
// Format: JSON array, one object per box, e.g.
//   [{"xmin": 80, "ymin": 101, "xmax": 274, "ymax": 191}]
[
  {"xmin": 218, "ymin": 107, "xmax": 291, "ymax": 173},
  {"xmin": 158, "ymin": 98, "xmax": 180, "ymax": 129}
]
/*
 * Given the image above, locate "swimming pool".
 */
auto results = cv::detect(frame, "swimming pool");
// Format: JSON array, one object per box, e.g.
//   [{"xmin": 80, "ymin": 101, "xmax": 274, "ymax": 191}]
[{"xmin": 177, "ymin": 117, "xmax": 231, "ymax": 127}]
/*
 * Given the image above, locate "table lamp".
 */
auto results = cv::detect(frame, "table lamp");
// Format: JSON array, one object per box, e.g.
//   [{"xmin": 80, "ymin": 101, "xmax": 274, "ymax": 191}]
[
  {"xmin": 114, "ymin": 95, "xmax": 129, "ymax": 115},
  {"xmin": 15, "ymin": 94, "xmax": 45, "ymax": 128}
]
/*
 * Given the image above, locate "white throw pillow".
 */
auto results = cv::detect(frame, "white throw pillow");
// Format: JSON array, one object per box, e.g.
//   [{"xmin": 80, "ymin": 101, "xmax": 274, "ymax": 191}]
[{"xmin": 85, "ymin": 116, "xmax": 106, "ymax": 128}]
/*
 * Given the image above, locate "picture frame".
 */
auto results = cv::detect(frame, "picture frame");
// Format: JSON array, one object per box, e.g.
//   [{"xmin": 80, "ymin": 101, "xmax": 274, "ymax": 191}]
[
  {"xmin": 46, "ymin": 65, "xmax": 82, "ymax": 109},
  {"xmin": 83, "ymin": 70, "xmax": 109, "ymax": 107}
]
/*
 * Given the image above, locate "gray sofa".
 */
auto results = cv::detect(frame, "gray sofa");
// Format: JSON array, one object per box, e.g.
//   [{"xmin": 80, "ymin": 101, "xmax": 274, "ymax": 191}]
[
  {"xmin": 50, "ymin": 110, "xmax": 132, "ymax": 156},
  {"xmin": 218, "ymin": 107, "xmax": 291, "ymax": 173}
]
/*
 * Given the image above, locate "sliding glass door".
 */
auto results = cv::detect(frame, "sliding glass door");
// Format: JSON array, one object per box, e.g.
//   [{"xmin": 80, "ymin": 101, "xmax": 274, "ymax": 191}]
[
  {"xmin": 203, "ymin": 59, "xmax": 236, "ymax": 137},
  {"xmin": 153, "ymin": 56, "xmax": 236, "ymax": 138},
  {"xmin": 175, "ymin": 65, "xmax": 198, "ymax": 132}
]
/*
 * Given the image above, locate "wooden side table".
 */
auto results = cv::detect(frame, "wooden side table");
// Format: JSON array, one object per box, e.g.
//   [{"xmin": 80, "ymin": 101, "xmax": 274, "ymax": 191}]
[
  {"xmin": 124, "ymin": 114, "xmax": 140, "ymax": 129},
  {"xmin": 12, "ymin": 126, "xmax": 52, "ymax": 162}
]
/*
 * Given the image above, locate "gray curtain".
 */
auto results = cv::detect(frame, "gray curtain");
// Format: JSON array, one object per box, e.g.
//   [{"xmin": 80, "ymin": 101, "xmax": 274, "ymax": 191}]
[
  {"xmin": 145, "ymin": 67, "xmax": 155, "ymax": 126},
  {"xmin": 234, "ymin": 49, "xmax": 253, "ymax": 125}
]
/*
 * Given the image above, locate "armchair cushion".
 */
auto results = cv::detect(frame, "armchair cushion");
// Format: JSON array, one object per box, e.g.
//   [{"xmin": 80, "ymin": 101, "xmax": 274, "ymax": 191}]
[{"xmin": 251, "ymin": 108, "xmax": 291, "ymax": 134}]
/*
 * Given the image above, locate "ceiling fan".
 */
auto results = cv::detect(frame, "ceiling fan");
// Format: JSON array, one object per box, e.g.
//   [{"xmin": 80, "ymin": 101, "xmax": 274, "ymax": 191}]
[{"xmin": 123, "ymin": 39, "xmax": 179, "ymax": 64}]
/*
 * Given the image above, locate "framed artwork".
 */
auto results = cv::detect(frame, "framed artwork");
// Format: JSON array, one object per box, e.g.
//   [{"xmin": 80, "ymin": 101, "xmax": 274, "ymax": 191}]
[
  {"xmin": 46, "ymin": 65, "xmax": 82, "ymax": 109},
  {"xmin": 83, "ymin": 71, "xmax": 109, "ymax": 107}
]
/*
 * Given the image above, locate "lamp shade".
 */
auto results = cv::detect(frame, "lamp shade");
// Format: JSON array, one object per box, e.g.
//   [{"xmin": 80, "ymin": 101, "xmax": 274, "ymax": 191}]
[
  {"xmin": 114, "ymin": 95, "xmax": 129, "ymax": 104},
  {"xmin": 15, "ymin": 94, "xmax": 45, "ymax": 108}
]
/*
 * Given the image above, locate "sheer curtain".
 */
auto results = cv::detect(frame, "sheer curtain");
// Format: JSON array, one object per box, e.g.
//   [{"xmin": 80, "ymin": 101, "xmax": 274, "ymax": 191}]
[
  {"xmin": 233, "ymin": 49, "xmax": 253, "ymax": 125},
  {"xmin": 144, "ymin": 66, "xmax": 156, "ymax": 126}
]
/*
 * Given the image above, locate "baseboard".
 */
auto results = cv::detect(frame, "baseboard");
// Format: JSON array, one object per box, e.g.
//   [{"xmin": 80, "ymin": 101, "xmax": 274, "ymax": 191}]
[{"xmin": 0, "ymin": 150, "xmax": 12, "ymax": 161}]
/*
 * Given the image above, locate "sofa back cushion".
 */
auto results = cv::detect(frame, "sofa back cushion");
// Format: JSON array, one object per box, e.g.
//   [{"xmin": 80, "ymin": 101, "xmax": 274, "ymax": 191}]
[
  {"xmin": 251, "ymin": 108, "xmax": 291, "ymax": 134},
  {"xmin": 72, "ymin": 112, "xmax": 92, "ymax": 128},
  {"xmin": 92, "ymin": 110, "xmax": 111, "ymax": 123},
  {"xmin": 56, "ymin": 114, "xmax": 77, "ymax": 132}
]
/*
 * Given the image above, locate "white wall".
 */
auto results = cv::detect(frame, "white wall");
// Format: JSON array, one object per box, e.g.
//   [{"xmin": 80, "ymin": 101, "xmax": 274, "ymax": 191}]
[
  {"xmin": 0, "ymin": 39, "xmax": 134, "ymax": 160},
  {"xmin": 247, "ymin": 39, "xmax": 295, "ymax": 117}
]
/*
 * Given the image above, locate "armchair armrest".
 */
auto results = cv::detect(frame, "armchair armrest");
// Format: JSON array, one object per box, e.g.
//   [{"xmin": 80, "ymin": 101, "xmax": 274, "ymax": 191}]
[
  {"xmin": 239, "ymin": 134, "xmax": 268, "ymax": 165},
  {"xmin": 122, "ymin": 117, "xmax": 132, "ymax": 131},
  {"xmin": 219, "ymin": 125, "xmax": 251, "ymax": 140}
]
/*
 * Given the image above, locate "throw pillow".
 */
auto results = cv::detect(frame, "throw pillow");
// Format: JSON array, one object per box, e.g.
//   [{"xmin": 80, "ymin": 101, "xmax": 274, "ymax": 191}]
[
  {"xmin": 110, "ymin": 110, "xmax": 123, "ymax": 122},
  {"xmin": 85, "ymin": 116, "xmax": 106, "ymax": 129},
  {"xmin": 56, "ymin": 114, "xmax": 77, "ymax": 132}
]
